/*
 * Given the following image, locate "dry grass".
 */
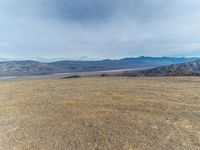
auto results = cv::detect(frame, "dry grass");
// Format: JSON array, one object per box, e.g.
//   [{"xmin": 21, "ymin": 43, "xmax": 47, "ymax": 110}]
[{"xmin": 0, "ymin": 77, "xmax": 200, "ymax": 149}]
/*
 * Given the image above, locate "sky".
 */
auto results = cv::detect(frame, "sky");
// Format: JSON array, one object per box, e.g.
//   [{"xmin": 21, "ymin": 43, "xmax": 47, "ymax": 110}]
[{"xmin": 0, "ymin": 0, "xmax": 200, "ymax": 60}]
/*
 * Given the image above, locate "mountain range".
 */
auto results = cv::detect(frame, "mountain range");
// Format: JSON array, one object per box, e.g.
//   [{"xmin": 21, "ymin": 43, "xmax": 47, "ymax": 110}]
[
  {"xmin": 0, "ymin": 57, "xmax": 199, "ymax": 77},
  {"xmin": 120, "ymin": 60, "xmax": 200, "ymax": 77}
]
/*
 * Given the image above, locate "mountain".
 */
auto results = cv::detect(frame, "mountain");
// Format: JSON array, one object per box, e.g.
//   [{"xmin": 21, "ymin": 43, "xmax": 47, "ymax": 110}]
[
  {"xmin": 50, "ymin": 57, "xmax": 199, "ymax": 71},
  {"xmin": 0, "ymin": 61, "xmax": 58, "ymax": 76},
  {"xmin": 0, "ymin": 57, "xmax": 199, "ymax": 77},
  {"xmin": 120, "ymin": 60, "xmax": 200, "ymax": 76}
]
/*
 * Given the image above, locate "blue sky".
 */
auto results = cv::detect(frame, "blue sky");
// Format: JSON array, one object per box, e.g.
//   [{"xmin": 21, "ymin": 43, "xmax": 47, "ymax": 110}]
[{"xmin": 0, "ymin": 0, "xmax": 200, "ymax": 60}]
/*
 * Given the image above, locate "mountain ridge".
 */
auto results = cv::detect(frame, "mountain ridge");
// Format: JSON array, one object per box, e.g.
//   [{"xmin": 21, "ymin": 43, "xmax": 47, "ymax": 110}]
[
  {"xmin": 120, "ymin": 60, "xmax": 200, "ymax": 77},
  {"xmin": 0, "ymin": 57, "xmax": 199, "ymax": 77}
]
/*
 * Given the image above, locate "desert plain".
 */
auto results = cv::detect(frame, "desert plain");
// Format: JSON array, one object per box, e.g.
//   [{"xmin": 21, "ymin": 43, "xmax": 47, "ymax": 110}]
[{"xmin": 0, "ymin": 77, "xmax": 200, "ymax": 149}]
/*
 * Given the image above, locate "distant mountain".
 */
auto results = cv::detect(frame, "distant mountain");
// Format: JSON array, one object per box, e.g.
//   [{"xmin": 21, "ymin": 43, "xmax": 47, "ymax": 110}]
[
  {"xmin": 0, "ymin": 61, "xmax": 58, "ymax": 76},
  {"xmin": 120, "ymin": 60, "xmax": 200, "ymax": 76},
  {"xmin": 0, "ymin": 57, "xmax": 199, "ymax": 77}
]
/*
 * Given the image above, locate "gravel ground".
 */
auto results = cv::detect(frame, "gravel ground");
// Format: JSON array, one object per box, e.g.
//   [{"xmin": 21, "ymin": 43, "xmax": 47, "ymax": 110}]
[{"xmin": 0, "ymin": 77, "xmax": 200, "ymax": 149}]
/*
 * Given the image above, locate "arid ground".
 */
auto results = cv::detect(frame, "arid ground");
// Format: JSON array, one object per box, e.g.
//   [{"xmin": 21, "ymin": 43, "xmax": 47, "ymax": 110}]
[{"xmin": 0, "ymin": 77, "xmax": 200, "ymax": 149}]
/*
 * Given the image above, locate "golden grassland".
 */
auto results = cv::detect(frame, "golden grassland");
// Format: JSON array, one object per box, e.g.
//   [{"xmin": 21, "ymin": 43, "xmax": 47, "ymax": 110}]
[{"xmin": 0, "ymin": 77, "xmax": 200, "ymax": 149}]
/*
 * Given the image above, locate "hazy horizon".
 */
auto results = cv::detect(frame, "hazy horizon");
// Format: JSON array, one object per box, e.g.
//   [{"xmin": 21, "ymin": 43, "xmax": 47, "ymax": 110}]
[
  {"xmin": 0, "ymin": 0, "xmax": 200, "ymax": 59},
  {"xmin": 0, "ymin": 56, "xmax": 200, "ymax": 63}
]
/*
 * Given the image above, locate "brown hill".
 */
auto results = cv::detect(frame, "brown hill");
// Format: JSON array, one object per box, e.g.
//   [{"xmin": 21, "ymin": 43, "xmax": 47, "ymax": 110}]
[{"xmin": 121, "ymin": 60, "xmax": 200, "ymax": 76}]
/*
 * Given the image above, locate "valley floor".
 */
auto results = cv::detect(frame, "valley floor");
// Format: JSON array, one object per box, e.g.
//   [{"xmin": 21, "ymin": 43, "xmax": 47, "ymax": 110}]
[{"xmin": 0, "ymin": 77, "xmax": 200, "ymax": 149}]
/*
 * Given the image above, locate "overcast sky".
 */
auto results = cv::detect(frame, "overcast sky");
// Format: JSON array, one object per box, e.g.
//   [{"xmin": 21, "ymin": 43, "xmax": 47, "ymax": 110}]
[{"xmin": 0, "ymin": 0, "xmax": 200, "ymax": 60}]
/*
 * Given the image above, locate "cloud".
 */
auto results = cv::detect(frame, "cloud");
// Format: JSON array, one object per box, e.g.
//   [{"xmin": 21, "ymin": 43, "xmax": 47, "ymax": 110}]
[{"xmin": 0, "ymin": 0, "xmax": 200, "ymax": 59}]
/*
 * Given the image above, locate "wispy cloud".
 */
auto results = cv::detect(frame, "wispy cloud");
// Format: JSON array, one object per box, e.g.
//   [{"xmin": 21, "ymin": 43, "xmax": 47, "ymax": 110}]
[{"xmin": 0, "ymin": 0, "xmax": 200, "ymax": 59}]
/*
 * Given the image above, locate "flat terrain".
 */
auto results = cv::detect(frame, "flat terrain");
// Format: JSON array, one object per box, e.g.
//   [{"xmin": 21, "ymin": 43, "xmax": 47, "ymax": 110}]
[
  {"xmin": 0, "ymin": 67, "xmax": 150, "ymax": 82},
  {"xmin": 0, "ymin": 77, "xmax": 200, "ymax": 149}
]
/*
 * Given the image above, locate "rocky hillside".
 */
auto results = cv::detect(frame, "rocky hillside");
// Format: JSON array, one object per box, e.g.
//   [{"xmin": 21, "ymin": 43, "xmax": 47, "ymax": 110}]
[
  {"xmin": 0, "ymin": 61, "xmax": 59, "ymax": 76},
  {"xmin": 121, "ymin": 60, "xmax": 200, "ymax": 76}
]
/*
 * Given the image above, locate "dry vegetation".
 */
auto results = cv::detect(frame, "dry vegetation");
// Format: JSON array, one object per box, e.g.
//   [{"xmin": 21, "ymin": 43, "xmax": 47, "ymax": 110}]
[{"xmin": 0, "ymin": 77, "xmax": 200, "ymax": 149}]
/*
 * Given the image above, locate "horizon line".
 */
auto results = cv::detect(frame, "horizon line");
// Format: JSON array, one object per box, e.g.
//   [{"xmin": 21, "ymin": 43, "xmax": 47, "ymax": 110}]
[{"xmin": 0, "ymin": 56, "xmax": 199, "ymax": 63}]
